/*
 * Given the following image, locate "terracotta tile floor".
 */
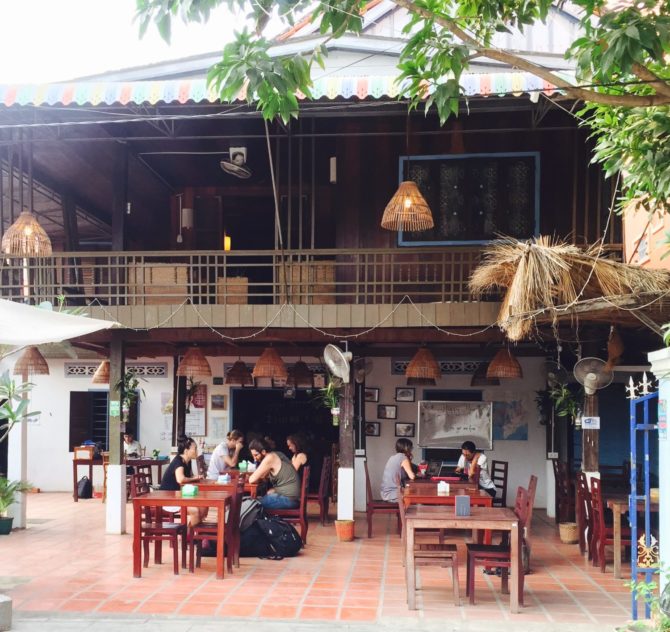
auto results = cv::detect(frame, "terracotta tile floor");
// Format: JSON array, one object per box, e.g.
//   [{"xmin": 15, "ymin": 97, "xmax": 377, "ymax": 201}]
[{"xmin": 0, "ymin": 493, "xmax": 638, "ymax": 626}]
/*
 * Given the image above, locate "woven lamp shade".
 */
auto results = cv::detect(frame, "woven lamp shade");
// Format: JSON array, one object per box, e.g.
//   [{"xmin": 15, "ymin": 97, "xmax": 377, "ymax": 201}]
[
  {"xmin": 407, "ymin": 376, "xmax": 436, "ymax": 386},
  {"xmin": 487, "ymin": 348, "xmax": 523, "ymax": 379},
  {"xmin": 252, "ymin": 347, "xmax": 287, "ymax": 380},
  {"xmin": 405, "ymin": 347, "xmax": 441, "ymax": 381},
  {"xmin": 381, "ymin": 181, "xmax": 434, "ymax": 232},
  {"xmin": 225, "ymin": 360, "xmax": 254, "ymax": 386},
  {"xmin": 287, "ymin": 360, "xmax": 313, "ymax": 388},
  {"xmin": 92, "ymin": 360, "xmax": 110, "ymax": 384},
  {"xmin": 470, "ymin": 362, "xmax": 500, "ymax": 386},
  {"xmin": 2, "ymin": 211, "xmax": 52, "ymax": 256},
  {"xmin": 13, "ymin": 346, "xmax": 49, "ymax": 376},
  {"xmin": 176, "ymin": 347, "xmax": 212, "ymax": 378}
]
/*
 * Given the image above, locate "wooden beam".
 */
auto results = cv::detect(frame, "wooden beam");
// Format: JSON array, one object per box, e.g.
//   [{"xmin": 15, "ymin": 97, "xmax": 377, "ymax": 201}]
[{"xmin": 111, "ymin": 142, "xmax": 128, "ymax": 251}]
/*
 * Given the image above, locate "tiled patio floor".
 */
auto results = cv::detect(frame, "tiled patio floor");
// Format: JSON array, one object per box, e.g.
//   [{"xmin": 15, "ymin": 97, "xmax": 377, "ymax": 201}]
[{"xmin": 0, "ymin": 493, "xmax": 636, "ymax": 628}]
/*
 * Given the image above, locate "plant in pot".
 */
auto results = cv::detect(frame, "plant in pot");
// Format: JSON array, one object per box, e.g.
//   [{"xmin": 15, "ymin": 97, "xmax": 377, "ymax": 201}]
[
  {"xmin": 313, "ymin": 376, "xmax": 342, "ymax": 426},
  {"xmin": 0, "ymin": 370, "xmax": 40, "ymax": 443},
  {"xmin": 549, "ymin": 382, "xmax": 583, "ymax": 427},
  {"xmin": 0, "ymin": 477, "xmax": 32, "ymax": 535},
  {"xmin": 114, "ymin": 370, "xmax": 145, "ymax": 431}
]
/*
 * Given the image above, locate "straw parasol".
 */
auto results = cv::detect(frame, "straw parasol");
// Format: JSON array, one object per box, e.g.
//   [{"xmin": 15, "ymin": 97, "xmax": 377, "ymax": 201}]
[
  {"xmin": 13, "ymin": 346, "xmax": 49, "ymax": 376},
  {"xmin": 469, "ymin": 236, "xmax": 670, "ymax": 341}
]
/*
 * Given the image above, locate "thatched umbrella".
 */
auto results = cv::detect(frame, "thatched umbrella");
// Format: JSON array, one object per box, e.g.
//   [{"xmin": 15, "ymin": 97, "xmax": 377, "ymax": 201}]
[{"xmin": 469, "ymin": 236, "xmax": 670, "ymax": 341}]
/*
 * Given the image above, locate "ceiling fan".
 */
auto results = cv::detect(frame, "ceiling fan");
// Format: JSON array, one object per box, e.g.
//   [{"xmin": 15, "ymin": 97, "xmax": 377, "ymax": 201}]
[{"xmin": 220, "ymin": 146, "xmax": 252, "ymax": 179}]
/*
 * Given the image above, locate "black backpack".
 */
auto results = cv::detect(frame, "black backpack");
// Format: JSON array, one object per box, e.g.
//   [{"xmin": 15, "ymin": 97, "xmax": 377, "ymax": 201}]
[
  {"xmin": 240, "ymin": 521, "xmax": 274, "ymax": 558},
  {"xmin": 255, "ymin": 516, "xmax": 303, "ymax": 559},
  {"xmin": 77, "ymin": 476, "xmax": 92, "ymax": 499}
]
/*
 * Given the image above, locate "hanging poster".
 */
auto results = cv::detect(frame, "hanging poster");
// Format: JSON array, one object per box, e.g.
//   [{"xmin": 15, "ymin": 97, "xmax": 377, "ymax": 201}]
[
  {"xmin": 185, "ymin": 384, "xmax": 207, "ymax": 436},
  {"xmin": 418, "ymin": 401, "xmax": 492, "ymax": 449},
  {"xmin": 492, "ymin": 400, "xmax": 528, "ymax": 441}
]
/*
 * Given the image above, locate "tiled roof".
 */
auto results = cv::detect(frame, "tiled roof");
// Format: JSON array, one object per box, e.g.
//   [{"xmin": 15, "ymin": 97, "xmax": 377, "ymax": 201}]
[{"xmin": 0, "ymin": 72, "xmax": 565, "ymax": 108}]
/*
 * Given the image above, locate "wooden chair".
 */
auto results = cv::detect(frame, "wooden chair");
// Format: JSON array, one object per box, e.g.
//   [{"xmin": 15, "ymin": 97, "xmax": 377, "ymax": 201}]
[
  {"xmin": 364, "ymin": 460, "xmax": 400, "ymax": 538},
  {"xmin": 590, "ymin": 476, "xmax": 631, "ymax": 573},
  {"xmin": 133, "ymin": 472, "xmax": 187, "ymax": 574},
  {"xmin": 189, "ymin": 477, "xmax": 244, "ymax": 572},
  {"xmin": 576, "ymin": 471, "xmax": 594, "ymax": 558},
  {"xmin": 525, "ymin": 474, "xmax": 538, "ymax": 539},
  {"xmin": 196, "ymin": 454, "xmax": 207, "ymax": 478},
  {"xmin": 490, "ymin": 460, "xmax": 509, "ymax": 508},
  {"xmin": 398, "ymin": 487, "xmax": 460, "ymax": 606},
  {"xmin": 265, "ymin": 466, "xmax": 311, "ymax": 544},
  {"xmin": 466, "ymin": 486, "xmax": 528, "ymax": 605},
  {"xmin": 306, "ymin": 456, "xmax": 331, "ymax": 525},
  {"xmin": 101, "ymin": 451, "xmax": 110, "ymax": 502},
  {"xmin": 552, "ymin": 459, "xmax": 575, "ymax": 523}
]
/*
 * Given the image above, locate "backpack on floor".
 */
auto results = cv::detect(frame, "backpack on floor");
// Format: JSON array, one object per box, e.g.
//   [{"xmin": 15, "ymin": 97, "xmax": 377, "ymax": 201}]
[
  {"xmin": 77, "ymin": 476, "xmax": 92, "ymax": 499},
  {"xmin": 240, "ymin": 521, "xmax": 274, "ymax": 558},
  {"xmin": 255, "ymin": 516, "xmax": 303, "ymax": 559},
  {"xmin": 239, "ymin": 497, "xmax": 264, "ymax": 533}
]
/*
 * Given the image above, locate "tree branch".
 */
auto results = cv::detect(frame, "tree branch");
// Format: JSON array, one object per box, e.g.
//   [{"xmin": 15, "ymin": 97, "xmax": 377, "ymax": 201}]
[
  {"xmin": 392, "ymin": 0, "xmax": 670, "ymax": 107},
  {"xmin": 632, "ymin": 62, "xmax": 670, "ymax": 99}
]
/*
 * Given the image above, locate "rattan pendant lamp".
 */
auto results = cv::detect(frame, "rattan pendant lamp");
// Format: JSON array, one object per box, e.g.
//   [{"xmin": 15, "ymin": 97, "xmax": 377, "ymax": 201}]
[
  {"xmin": 405, "ymin": 347, "xmax": 441, "ymax": 382},
  {"xmin": 380, "ymin": 116, "xmax": 434, "ymax": 232},
  {"xmin": 287, "ymin": 360, "xmax": 314, "ymax": 388},
  {"xmin": 225, "ymin": 359, "xmax": 254, "ymax": 386},
  {"xmin": 252, "ymin": 346, "xmax": 287, "ymax": 380},
  {"xmin": 92, "ymin": 359, "xmax": 110, "ymax": 384},
  {"xmin": 176, "ymin": 346, "xmax": 212, "ymax": 378},
  {"xmin": 470, "ymin": 362, "xmax": 500, "ymax": 386},
  {"xmin": 13, "ymin": 346, "xmax": 49, "ymax": 376},
  {"xmin": 486, "ymin": 347, "xmax": 523, "ymax": 379}
]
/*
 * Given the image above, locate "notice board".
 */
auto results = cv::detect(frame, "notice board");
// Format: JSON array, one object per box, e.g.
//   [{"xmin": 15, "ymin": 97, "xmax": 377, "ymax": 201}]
[{"xmin": 417, "ymin": 401, "xmax": 493, "ymax": 449}]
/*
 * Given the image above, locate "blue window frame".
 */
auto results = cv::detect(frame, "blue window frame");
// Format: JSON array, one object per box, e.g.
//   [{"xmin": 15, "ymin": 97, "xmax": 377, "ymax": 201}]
[{"xmin": 398, "ymin": 152, "xmax": 541, "ymax": 246}]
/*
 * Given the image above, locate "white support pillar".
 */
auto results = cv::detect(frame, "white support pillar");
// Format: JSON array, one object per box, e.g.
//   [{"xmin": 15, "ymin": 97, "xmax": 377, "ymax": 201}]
[
  {"xmin": 545, "ymin": 459, "xmax": 556, "ymax": 519},
  {"xmin": 354, "ymin": 452, "xmax": 367, "ymax": 512},
  {"xmin": 6, "ymin": 410, "xmax": 28, "ymax": 529},
  {"xmin": 105, "ymin": 464, "xmax": 127, "ymax": 534},
  {"xmin": 648, "ymin": 347, "xmax": 670, "ymax": 590},
  {"xmin": 337, "ymin": 467, "xmax": 354, "ymax": 521}
]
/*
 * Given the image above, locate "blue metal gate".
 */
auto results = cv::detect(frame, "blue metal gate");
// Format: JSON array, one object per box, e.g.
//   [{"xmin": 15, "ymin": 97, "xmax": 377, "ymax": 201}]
[{"xmin": 629, "ymin": 388, "xmax": 659, "ymax": 620}]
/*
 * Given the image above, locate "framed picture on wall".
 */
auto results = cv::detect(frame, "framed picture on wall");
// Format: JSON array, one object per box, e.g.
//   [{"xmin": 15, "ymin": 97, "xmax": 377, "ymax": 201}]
[
  {"xmin": 210, "ymin": 394, "xmax": 226, "ymax": 411},
  {"xmin": 378, "ymin": 404, "xmax": 397, "ymax": 419},
  {"xmin": 365, "ymin": 421, "xmax": 380, "ymax": 437},
  {"xmin": 395, "ymin": 387, "xmax": 415, "ymax": 402},
  {"xmin": 364, "ymin": 387, "xmax": 380, "ymax": 402},
  {"xmin": 395, "ymin": 422, "xmax": 415, "ymax": 438}
]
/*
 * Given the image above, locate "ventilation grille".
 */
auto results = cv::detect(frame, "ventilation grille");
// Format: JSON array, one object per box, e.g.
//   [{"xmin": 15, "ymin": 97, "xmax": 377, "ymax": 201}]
[
  {"xmin": 65, "ymin": 362, "xmax": 167, "ymax": 378},
  {"xmin": 392, "ymin": 359, "xmax": 482, "ymax": 375}
]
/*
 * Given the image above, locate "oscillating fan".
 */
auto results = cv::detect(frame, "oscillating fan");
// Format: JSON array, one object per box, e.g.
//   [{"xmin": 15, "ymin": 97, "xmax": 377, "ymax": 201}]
[
  {"xmin": 545, "ymin": 360, "xmax": 568, "ymax": 387},
  {"xmin": 353, "ymin": 357, "xmax": 373, "ymax": 384},
  {"xmin": 323, "ymin": 344, "xmax": 353, "ymax": 383},
  {"xmin": 573, "ymin": 357, "xmax": 614, "ymax": 395},
  {"xmin": 220, "ymin": 146, "xmax": 252, "ymax": 179}
]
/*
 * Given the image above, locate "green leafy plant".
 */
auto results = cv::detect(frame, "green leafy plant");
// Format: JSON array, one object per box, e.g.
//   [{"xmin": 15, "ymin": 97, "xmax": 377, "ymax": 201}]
[
  {"xmin": 313, "ymin": 375, "xmax": 342, "ymax": 425},
  {"xmin": 0, "ymin": 370, "xmax": 41, "ymax": 443},
  {"xmin": 549, "ymin": 383, "xmax": 583, "ymax": 422},
  {"xmin": 0, "ymin": 477, "xmax": 33, "ymax": 516},
  {"xmin": 617, "ymin": 571, "xmax": 670, "ymax": 632},
  {"xmin": 114, "ymin": 370, "xmax": 146, "ymax": 421},
  {"xmin": 535, "ymin": 388, "xmax": 553, "ymax": 425}
]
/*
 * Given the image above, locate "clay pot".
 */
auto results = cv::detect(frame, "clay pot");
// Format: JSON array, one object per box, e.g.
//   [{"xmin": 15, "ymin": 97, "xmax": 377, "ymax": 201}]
[{"xmin": 335, "ymin": 519, "xmax": 354, "ymax": 542}]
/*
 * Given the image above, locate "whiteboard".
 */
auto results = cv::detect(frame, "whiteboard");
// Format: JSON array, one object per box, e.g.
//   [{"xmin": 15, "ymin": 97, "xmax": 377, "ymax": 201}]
[{"xmin": 417, "ymin": 401, "xmax": 493, "ymax": 449}]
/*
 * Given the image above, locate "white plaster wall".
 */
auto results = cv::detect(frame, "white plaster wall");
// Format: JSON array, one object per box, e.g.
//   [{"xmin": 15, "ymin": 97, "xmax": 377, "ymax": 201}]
[{"xmin": 363, "ymin": 357, "xmax": 548, "ymax": 508}]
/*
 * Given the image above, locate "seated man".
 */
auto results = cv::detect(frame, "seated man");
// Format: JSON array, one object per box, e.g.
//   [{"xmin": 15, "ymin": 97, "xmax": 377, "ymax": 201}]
[
  {"xmin": 206, "ymin": 429, "xmax": 244, "ymax": 479},
  {"xmin": 123, "ymin": 431, "xmax": 142, "ymax": 458},
  {"xmin": 454, "ymin": 440, "xmax": 496, "ymax": 497},
  {"xmin": 248, "ymin": 437, "xmax": 300, "ymax": 509}
]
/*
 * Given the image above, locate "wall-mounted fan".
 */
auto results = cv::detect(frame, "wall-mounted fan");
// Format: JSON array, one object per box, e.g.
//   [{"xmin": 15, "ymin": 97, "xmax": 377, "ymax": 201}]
[
  {"xmin": 545, "ymin": 360, "xmax": 568, "ymax": 387},
  {"xmin": 574, "ymin": 357, "xmax": 614, "ymax": 395},
  {"xmin": 324, "ymin": 344, "xmax": 352, "ymax": 383},
  {"xmin": 353, "ymin": 357, "xmax": 373, "ymax": 384},
  {"xmin": 220, "ymin": 146, "xmax": 252, "ymax": 179}
]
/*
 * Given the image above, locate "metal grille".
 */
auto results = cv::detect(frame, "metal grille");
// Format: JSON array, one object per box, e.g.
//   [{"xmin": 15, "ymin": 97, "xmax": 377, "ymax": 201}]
[
  {"xmin": 392, "ymin": 359, "xmax": 482, "ymax": 375},
  {"xmin": 65, "ymin": 362, "xmax": 167, "ymax": 378}
]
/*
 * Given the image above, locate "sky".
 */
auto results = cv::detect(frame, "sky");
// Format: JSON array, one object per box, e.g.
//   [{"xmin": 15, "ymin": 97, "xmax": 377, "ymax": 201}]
[{"xmin": 0, "ymin": 0, "xmax": 243, "ymax": 83}]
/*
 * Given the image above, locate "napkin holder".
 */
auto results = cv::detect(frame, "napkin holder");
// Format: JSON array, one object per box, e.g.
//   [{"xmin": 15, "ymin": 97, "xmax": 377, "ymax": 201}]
[
  {"xmin": 181, "ymin": 484, "xmax": 198, "ymax": 497},
  {"xmin": 455, "ymin": 495, "xmax": 471, "ymax": 516},
  {"xmin": 437, "ymin": 481, "xmax": 450, "ymax": 495}
]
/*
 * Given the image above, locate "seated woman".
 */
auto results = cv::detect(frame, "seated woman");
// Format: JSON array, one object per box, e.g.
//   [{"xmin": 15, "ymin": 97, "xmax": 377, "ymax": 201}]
[
  {"xmin": 380, "ymin": 438, "xmax": 416, "ymax": 503},
  {"xmin": 159, "ymin": 435, "xmax": 207, "ymax": 526},
  {"xmin": 248, "ymin": 437, "xmax": 300, "ymax": 509},
  {"xmin": 454, "ymin": 440, "xmax": 496, "ymax": 497},
  {"xmin": 286, "ymin": 433, "xmax": 308, "ymax": 473},
  {"xmin": 206, "ymin": 429, "xmax": 244, "ymax": 479}
]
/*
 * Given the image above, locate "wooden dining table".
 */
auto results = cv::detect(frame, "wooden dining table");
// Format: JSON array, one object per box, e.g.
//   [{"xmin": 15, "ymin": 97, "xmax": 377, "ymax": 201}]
[
  {"xmin": 132, "ymin": 490, "xmax": 231, "ymax": 579},
  {"xmin": 404, "ymin": 505, "xmax": 523, "ymax": 613},
  {"xmin": 403, "ymin": 484, "xmax": 493, "ymax": 508},
  {"xmin": 606, "ymin": 494, "xmax": 659, "ymax": 578},
  {"xmin": 191, "ymin": 479, "xmax": 259, "ymax": 498}
]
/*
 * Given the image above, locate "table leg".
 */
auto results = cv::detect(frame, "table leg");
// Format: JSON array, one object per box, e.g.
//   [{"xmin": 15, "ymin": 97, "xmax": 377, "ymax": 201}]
[
  {"xmin": 133, "ymin": 502, "xmax": 142, "ymax": 578},
  {"xmin": 405, "ymin": 523, "xmax": 416, "ymax": 609},
  {"xmin": 73, "ymin": 461, "xmax": 78, "ymax": 502},
  {"xmin": 613, "ymin": 504, "xmax": 622, "ymax": 578},
  {"xmin": 510, "ymin": 520, "xmax": 521, "ymax": 613},
  {"xmin": 216, "ymin": 500, "xmax": 225, "ymax": 579}
]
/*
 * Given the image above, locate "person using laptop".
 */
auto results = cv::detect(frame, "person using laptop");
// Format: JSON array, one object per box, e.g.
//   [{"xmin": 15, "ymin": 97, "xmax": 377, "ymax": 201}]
[{"xmin": 455, "ymin": 440, "xmax": 496, "ymax": 497}]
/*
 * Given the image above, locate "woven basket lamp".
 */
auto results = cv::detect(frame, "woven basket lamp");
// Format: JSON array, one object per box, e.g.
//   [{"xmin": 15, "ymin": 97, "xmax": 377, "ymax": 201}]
[
  {"xmin": 92, "ymin": 360, "xmax": 110, "ymax": 384},
  {"xmin": 407, "ymin": 376, "xmax": 436, "ymax": 386},
  {"xmin": 225, "ymin": 360, "xmax": 254, "ymax": 386},
  {"xmin": 381, "ymin": 181, "xmax": 434, "ymax": 232},
  {"xmin": 405, "ymin": 347, "xmax": 441, "ymax": 381},
  {"xmin": 486, "ymin": 348, "xmax": 523, "ymax": 379},
  {"xmin": 13, "ymin": 346, "xmax": 49, "ymax": 376},
  {"xmin": 1, "ymin": 211, "xmax": 52, "ymax": 256},
  {"xmin": 470, "ymin": 362, "xmax": 500, "ymax": 387},
  {"xmin": 252, "ymin": 347, "xmax": 287, "ymax": 380},
  {"xmin": 176, "ymin": 347, "xmax": 212, "ymax": 378},
  {"xmin": 287, "ymin": 360, "xmax": 314, "ymax": 388}
]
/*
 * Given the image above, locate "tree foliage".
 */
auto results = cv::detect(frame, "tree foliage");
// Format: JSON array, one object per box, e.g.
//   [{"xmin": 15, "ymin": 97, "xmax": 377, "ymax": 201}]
[{"xmin": 136, "ymin": 0, "xmax": 670, "ymax": 211}]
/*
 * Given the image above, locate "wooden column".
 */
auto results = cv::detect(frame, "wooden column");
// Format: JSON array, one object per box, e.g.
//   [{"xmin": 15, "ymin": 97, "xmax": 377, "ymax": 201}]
[
  {"xmin": 108, "ymin": 332, "xmax": 125, "ymax": 466},
  {"xmin": 582, "ymin": 393, "xmax": 599, "ymax": 472},
  {"xmin": 339, "ymin": 382, "xmax": 354, "ymax": 469},
  {"xmin": 111, "ymin": 143, "xmax": 128, "ymax": 252},
  {"xmin": 62, "ymin": 192, "xmax": 79, "ymax": 252}
]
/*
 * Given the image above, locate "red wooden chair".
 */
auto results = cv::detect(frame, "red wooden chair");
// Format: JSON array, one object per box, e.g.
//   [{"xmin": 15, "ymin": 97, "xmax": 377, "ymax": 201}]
[
  {"xmin": 552, "ymin": 459, "xmax": 575, "ymax": 523},
  {"xmin": 134, "ymin": 472, "xmax": 187, "ymax": 574},
  {"xmin": 364, "ymin": 460, "xmax": 400, "ymax": 538},
  {"xmin": 265, "ymin": 466, "xmax": 311, "ymax": 544},
  {"xmin": 398, "ymin": 487, "xmax": 459, "ymax": 606},
  {"xmin": 590, "ymin": 476, "xmax": 631, "ymax": 573},
  {"xmin": 466, "ymin": 486, "xmax": 528, "ymax": 605},
  {"xmin": 306, "ymin": 456, "xmax": 331, "ymax": 525},
  {"xmin": 575, "ymin": 471, "xmax": 594, "ymax": 558},
  {"xmin": 490, "ymin": 460, "xmax": 509, "ymax": 507}
]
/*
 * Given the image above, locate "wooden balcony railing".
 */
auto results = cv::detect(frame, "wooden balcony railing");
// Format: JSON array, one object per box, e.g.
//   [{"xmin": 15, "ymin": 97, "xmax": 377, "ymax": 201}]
[{"xmin": 0, "ymin": 248, "xmax": 495, "ymax": 306}]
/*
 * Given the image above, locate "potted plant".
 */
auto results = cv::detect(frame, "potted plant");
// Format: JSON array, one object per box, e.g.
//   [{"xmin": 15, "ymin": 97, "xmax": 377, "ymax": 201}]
[
  {"xmin": 0, "ymin": 370, "xmax": 40, "ymax": 443},
  {"xmin": 549, "ymin": 382, "xmax": 583, "ymax": 426},
  {"xmin": 314, "ymin": 376, "xmax": 342, "ymax": 426},
  {"xmin": 0, "ymin": 477, "xmax": 32, "ymax": 535},
  {"xmin": 114, "ymin": 370, "xmax": 145, "ymax": 430}
]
